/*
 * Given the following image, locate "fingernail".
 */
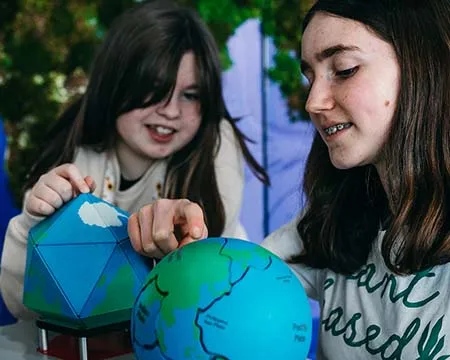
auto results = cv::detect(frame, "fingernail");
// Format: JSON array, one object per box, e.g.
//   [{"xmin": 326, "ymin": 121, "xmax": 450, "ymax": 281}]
[{"xmin": 192, "ymin": 226, "xmax": 202, "ymax": 239}]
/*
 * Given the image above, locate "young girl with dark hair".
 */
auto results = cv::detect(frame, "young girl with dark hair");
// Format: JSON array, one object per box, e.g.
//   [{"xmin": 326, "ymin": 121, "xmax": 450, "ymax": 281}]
[{"xmin": 0, "ymin": 0, "xmax": 268, "ymax": 320}]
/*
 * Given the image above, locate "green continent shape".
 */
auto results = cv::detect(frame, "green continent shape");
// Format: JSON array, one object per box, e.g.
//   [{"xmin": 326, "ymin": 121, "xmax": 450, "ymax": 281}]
[
  {"xmin": 133, "ymin": 276, "xmax": 165, "ymax": 348},
  {"xmin": 220, "ymin": 239, "xmax": 272, "ymax": 283},
  {"xmin": 91, "ymin": 264, "xmax": 136, "ymax": 315},
  {"xmin": 154, "ymin": 240, "xmax": 232, "ymax": 326},
  {"xmin": 148, "ymin": 238, "xmax": 273, "ymax": 357},
  {"xmin": 25, "ymin": 263, "xmax": 65, "ymax": 315}
]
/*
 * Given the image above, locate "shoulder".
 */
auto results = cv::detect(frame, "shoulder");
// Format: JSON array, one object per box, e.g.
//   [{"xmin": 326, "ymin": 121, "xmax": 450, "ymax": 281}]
[
  {"xmin": 214, "ymin": 120, "xmax": 244, "ymax": 173},
  {"xmin": 218, "ymin": 118, "xmax": 239, "ymax": 146},
  {"xmin": 216, "ymin": 119, "xmax": 242, "ymax": 158},
  {"xmin": 73, "ymin": 146, "xmax": 107, "ymax": 165},
  {"xmin": 219, "ymin": 118, "xmax": 235, "ymax": 134}
]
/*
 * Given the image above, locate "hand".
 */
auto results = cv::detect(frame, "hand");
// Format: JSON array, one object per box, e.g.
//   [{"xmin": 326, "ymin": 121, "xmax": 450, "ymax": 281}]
[
  {"xmin": 128, "ymin": 199, "xmax": 208, "ymax": 258},
  {"xmin": 25, "ymin": 163, "xmax": 96, "ymax": 217}
]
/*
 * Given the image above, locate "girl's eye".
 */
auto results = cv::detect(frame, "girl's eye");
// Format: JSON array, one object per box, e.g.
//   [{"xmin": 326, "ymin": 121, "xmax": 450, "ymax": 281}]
[
  {"xmin": 336, "ymin": 66, "xmax": 359, "ymax": 78},
  {"xmin": 183, "ymin": 92, "xmax": 200, "ymax": 102}
]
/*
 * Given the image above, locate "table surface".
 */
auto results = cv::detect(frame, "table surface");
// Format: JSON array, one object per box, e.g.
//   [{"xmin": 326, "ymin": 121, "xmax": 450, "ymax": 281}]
[
  {"xmin": 1, "ymin": 319, "xmax": 316, "ymax": 360},
  {"xmin": 0, "ymin": 321, "xmax": 134, "ymax": 360}
]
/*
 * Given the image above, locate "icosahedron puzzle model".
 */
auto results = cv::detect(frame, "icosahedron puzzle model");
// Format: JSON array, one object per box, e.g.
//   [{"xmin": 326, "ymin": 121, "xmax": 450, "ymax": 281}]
[{"xmin": 23, "ymin": 193, "xmax": 153, "ymax": 330}]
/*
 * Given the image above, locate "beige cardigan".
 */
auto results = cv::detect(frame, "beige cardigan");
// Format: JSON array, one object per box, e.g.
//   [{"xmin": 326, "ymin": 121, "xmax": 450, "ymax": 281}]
[{"xmin": 0, "ymin": 120, "xmax": 247, "ymax": 319}]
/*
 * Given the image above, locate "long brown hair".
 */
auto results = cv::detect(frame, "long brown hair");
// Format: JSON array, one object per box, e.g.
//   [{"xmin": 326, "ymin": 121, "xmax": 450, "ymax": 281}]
[
  {"xmin": 25, "ymin": 0, "xmax": 269, "ymax": 236},
  {"xmin": 293, "ymin": 0, "xmax": 450, "ymax": 275}
]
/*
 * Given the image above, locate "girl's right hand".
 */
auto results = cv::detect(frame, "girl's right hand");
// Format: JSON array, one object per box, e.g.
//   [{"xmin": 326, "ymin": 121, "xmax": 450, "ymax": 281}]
[
  {"xmin": 128, "ymin": 199, "xmax": 208, "ymax": 259},
  {"xmin": 25, "ymin": 163, "xmax": 96, "ymax": 217}
]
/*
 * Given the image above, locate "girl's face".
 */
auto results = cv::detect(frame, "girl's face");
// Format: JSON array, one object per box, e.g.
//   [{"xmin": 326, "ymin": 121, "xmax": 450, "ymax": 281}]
[
  {"xmin": 116, "ymin": 51, "xmax": 201, "ymax": 168},
  {"xmin": 301, "ymin": 12, "xmax": 400, "ymax": 172}
]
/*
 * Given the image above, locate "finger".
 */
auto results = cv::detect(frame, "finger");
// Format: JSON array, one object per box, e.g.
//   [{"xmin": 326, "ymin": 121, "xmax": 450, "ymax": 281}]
[
  {"xmin": 178, "ymin": 223, "xmax": 208, "ymax": 248},
  {"xmin": 142, "ymin": 240, "xmax": 165, "ymax": 259},
  {"xmin": 84, "ymin": 176, "xmax": 96, "ymax": 193},
  {"xmin": 129, "ymin": 207, "xmax": 168, "ymax": 259},
  {"xmin": 32, "ymin": 181, "xmax": 67, "ymax": 209},
  {"xmin": 148, "ymin": 200, "xmax": 185, "ymax": 254},
  {"xmin": 41, "ymin": 175, "xmax": 75, "ymax": 204},
  {"xmin": 150, "ymin": 200, "xmax": 177, "ymax": 243},
  {"xmin": 173, "ymin": 200, "xmax": 207, "ymax": 239},
  {"xmin": 26, "ymin": 195, "xmax": 56, "ymax": 216},
  {"xmin": 138, "ymin": 206, "xmax": 155, "ymax": 252},
  {"xmin": 128, "ymin": 212, "xmax": 143, "ymax": 253},
  {"xmin": 153, "ymin": 230, "xmax": 178, "ymax": 256},
  {"xmin": 53, "ymin": 164, "xmax": 90, "ymax": 194}
]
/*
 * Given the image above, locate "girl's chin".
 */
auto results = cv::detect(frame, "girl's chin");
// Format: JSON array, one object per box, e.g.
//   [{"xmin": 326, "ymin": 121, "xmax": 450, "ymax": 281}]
[{"xmin": 330, "ymin": 157, "xmax": 361, "ymax": 170}]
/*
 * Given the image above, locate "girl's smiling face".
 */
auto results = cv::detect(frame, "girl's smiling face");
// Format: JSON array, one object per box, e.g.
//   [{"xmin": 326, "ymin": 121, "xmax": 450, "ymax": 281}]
[
  {"xmin": 301, "ymin": 12, "xmax": 400, "ymax": 174},
  {"xmin": 115, "ymin": 51, "xmax": 201, "ymax": 178}
]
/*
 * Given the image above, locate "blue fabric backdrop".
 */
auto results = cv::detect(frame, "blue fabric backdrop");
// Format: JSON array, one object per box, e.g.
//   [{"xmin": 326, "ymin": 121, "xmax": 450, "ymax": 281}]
[{"xmin": 0, "ymin": 119, "xmax": 19, "ymax": 325}]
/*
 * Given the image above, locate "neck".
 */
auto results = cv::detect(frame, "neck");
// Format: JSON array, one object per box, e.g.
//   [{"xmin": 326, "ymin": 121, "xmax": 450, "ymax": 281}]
[{"xmin": 115, "ymin": 140, "xmax": 153, "ymax": 180}]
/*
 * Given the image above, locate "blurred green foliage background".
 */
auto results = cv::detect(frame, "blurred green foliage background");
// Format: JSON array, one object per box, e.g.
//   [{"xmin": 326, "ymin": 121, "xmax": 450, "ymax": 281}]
[{"xmin": 0, "ymin": 0, "xmax": 312, "ymax": 204}]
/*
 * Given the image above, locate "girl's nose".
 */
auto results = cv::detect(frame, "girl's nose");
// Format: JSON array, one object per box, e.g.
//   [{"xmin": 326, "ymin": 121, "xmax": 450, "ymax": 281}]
[
  {"xmin": 157, "ymin": 97, "xmax": 180, "ymax": 119},
  {"xmin": 305, "ymin": 78, "xmax": 335, "ymax": 114}
]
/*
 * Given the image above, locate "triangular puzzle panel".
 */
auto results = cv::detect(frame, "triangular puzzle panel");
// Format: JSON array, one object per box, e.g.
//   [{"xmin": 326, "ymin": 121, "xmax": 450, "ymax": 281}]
[
  {"xmin": 29, "ymin": 207, "xmax": 65, "ymax": 246},
  {"xmin": 23, "ymin": 247, "xmax": 76, "ymax": 319},
  {"xmin": 119, "ymin": 240, "xmax": 153, "ymax": 284},
  {"xmin": 80, "ymin": 244, "xmax": 142, "ymax": 319},
  {"xmin": 38, "ymin": 243, "xmax": 116, "ymax": 313}
]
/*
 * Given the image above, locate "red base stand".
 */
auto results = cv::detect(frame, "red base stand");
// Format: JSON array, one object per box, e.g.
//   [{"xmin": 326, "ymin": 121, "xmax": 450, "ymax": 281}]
[
  {"xmin": 37, "ymin": 332, "xmax": 132, "ymax": 360},
  {"xmin": 35, "ymin": 320, "xmax": 133, "ymax": 360}
]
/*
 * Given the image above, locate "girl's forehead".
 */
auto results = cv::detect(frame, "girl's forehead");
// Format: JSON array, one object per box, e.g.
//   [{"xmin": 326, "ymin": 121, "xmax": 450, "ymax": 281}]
[
  {"xmin": 301, "ymin": 13, "xmax": 384, "ymax": 61},
  {"xmin": 174, "ymin": 52, "xmax": 200, "ymax": 87}
]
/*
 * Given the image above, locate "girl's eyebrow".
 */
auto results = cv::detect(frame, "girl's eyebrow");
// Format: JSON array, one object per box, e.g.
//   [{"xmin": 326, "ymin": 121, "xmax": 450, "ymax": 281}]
[
  {"xmin": 301, "ymin": 44, "xmax": 361, "ymax": 74},
  {"xmin": 183, "ymin": 84, "xmax": 199, "ymax": 90}
]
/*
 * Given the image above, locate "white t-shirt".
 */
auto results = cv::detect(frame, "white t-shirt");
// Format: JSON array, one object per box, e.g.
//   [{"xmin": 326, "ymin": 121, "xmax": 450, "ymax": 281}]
[{"xmin": 262, "ymin": 217, "xmax": 450, "ymax": 359}]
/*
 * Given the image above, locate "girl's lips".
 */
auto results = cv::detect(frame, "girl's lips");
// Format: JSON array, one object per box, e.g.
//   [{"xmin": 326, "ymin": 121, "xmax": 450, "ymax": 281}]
[
  {"xmin": 147, "ymin": 126, "xmax": 175, "ymax": 143},
  {"xmin": 146, "ymin": 124, "xmax": 177, "ymax": 132}
]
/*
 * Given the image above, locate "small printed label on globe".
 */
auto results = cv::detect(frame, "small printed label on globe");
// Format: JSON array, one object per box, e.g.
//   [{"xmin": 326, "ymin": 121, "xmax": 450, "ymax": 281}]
[
  {"xmin": 203, "ymin": 314, "xmax": 228, "ymax": 330},
  {"xmin": 276, "ymin": 275, "xmax": 293, "ymax": 283},
  {"xmin": 293, "ymin": 322, "xmax": 309, "ymax": 343}
]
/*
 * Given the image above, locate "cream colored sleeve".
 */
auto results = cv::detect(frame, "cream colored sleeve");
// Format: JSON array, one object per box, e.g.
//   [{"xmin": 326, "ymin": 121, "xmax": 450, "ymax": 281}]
[
  {"xmin": 214, "ymin": 120, "xmax": 247, "ymax": 240},
  {"xmin": 261, "ymin": 216, "xmax": 321, "ymax": 300},
  {"xmin": 0, "ymin": 192, "xmax": 43, "ymax": 320}
]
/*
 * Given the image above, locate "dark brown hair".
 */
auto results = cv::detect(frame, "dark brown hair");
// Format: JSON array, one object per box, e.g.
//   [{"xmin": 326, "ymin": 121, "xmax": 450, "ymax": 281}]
[
  {"xmin": 25, "ymin": 0, "xmax": 269, "ymax": 236},
  {"xmin": 293, "ymin": 0, "xmax": 450, "ymax": 275}
]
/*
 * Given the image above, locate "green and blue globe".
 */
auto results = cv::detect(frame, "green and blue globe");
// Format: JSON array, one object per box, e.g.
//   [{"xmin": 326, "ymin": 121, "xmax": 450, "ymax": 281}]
[{"xmin": 131, "ymin": 237, "xmax": 312, "ymax": 360}]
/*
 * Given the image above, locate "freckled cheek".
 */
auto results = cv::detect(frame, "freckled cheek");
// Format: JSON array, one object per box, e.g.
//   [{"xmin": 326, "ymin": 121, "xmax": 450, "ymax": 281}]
[
  {"xmin": 339, "ymin": 87, "xmax": 380, "ymax": 118},
  {"xmin": 335, "ymin": 85, "xmax": 359, "ymax": 108}
]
